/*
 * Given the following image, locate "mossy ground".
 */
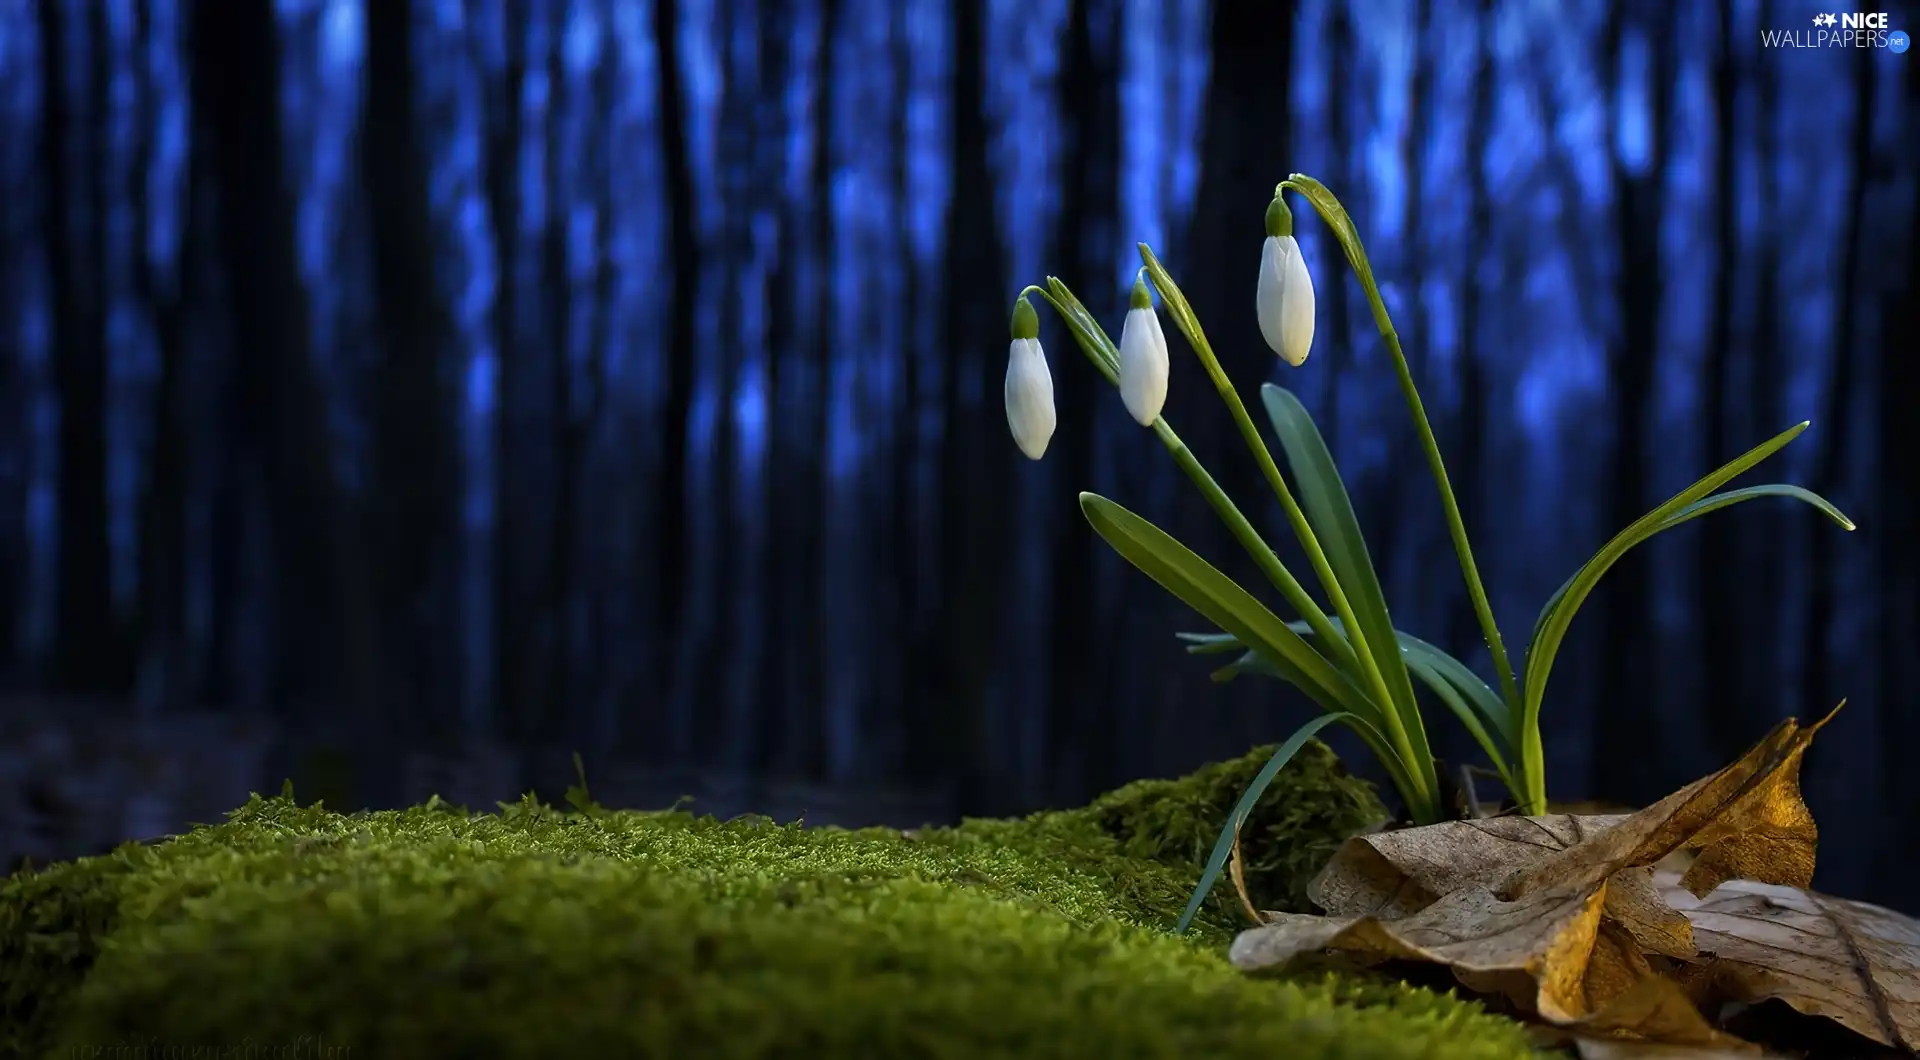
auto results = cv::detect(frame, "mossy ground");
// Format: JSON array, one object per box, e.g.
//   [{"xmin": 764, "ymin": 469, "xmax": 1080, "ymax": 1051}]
[{"xmin": 0, "ymin": 742, "xmax": 1539, "ymax": 1059}]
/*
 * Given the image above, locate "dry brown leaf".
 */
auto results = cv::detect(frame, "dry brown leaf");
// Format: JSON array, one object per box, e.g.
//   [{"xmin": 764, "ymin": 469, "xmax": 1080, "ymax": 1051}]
[
  {"xmin": 1512, "ymin": 705, "xmax": 1839, "ymax": 903},
  {"xmin": 1606, "ymin": 866, "xmax": 1698, "ymax": 960},
  {"xmin": 1231, "ymin": 706, "xmax": 1855, "ymax": 1053},
  {"xmin": 1308, "ymin": 813, "xmax": 1629, "ymax": 919},
  {"xmin": 1656, "ymin": 871, "xmax": 1920, "ymax": 1052},
  {"xmin": 1232, "ymin": 878, "xmax": 1610, "ymax": 1019}
]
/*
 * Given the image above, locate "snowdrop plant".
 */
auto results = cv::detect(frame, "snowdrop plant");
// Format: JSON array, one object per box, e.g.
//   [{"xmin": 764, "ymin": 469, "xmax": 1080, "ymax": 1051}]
[
  {"xmin": 1256, "ymin": 197, "xmax": 1316, "ymax": 367},
  {"xmin": 1002, "ymin": 174, "xmax": 1854, "ymax": 934},
  {"xmin": 1004, "ymin": 293, "xmax": 1056, "ymax": 460},
  {"xmin": 1118, "ymin": 272, "xmax": 1170, "ymax": 426}
]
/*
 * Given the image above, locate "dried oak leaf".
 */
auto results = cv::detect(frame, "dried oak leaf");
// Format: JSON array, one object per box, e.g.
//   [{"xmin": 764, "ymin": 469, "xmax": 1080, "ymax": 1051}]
[
  {"xmin": 1231, "ymin": 708, "xmax": 1843, "ymax": 1050},
  {"xmin": 1656, "ymin": 871, "xmax": 1920, "ymax": 1052},
  {"xmin": 1231, "ymin": 877, "xmax": 1747, "ymax": 1048},
  {"xmin": 1510, "ymin": 705, "xmax": 1838, "ymax": 904}
]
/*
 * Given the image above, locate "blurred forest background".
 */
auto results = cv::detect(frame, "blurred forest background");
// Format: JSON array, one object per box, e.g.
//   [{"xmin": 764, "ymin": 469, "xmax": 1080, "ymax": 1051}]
[{"xmin": 0, "ymin": 0, "xmax": 1915, "ymax": 911}]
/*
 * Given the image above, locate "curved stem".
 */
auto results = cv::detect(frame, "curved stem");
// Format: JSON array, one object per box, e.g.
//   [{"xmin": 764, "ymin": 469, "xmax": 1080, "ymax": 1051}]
[
  {"xmin": 1137, "ymin": 247, "xmax": 1437, "ymax": 821},
  {"xmin": 1281, "ymin": 176, "xmax": 1533, "ymax": 811},
  {"xmin": 1024, "ymin": 281, "xmax": 1436, "ymax": 816}
]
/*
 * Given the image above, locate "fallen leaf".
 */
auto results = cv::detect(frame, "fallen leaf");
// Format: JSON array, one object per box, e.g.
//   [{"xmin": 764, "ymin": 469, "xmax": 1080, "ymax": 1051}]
[
  {"xmin": 1308, "ymin": 812, "xmax": 1628, "ymax": 919},
  {"xmin": 1231, "ymin": 706, "xmax": 1860, "ymax": 1053},
  {"xmin": 1511, "ymin": 705, "xmax": 1838, "ymax": 903},
  {"xmin": 1231, "ymin": 878, "xmax": 1611, "ymax": 1019},
  {"xmin": 1657, "ymin": 872, "xmax": 1920, "ymax": 1052}
]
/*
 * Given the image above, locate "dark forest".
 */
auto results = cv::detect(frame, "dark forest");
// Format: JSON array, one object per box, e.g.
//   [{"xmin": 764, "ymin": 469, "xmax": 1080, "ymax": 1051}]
[{"xmin": 0, "ymin": 0, "xmax": 1916, "ymax": 920}]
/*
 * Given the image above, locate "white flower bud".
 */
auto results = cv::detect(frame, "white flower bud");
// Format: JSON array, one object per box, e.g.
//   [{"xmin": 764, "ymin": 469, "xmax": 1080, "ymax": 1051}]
[
  {"xmin": 1117, "ymin": 276, "xmax": 1168, "ymax": 426},
  {"xmin": 1005, "ymin": 297, "xmax": 1056, "ymax": 460},
  {"xmin": 1257, "ymin": 197, "xmax": 1315, "ymax": 367}
]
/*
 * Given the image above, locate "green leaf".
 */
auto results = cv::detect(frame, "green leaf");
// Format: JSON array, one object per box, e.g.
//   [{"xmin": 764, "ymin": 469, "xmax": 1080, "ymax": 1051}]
[
  {"xmin": 1176, "ymin": 631, "xmax": 1246, "ymax": 656},
  {"xmin": 1521, "ymin": 424, "xmax": 1847, "ymax": 733},
  {"xmin": 1193, "ymin": 623, "xmax": 1511, "ymax": 798},
  {"xmin": 1526, "ymin": 482, "xmax": 1856, "ymax": 660},
  {"xmin": 1187, "ymin": 621, "xmax": 1509, "ymax": 756},
  {"xmin": 1402, "ymin": 656, "xmax": 1516, "ymax": 791},
  {"xmin": 1042, "ymin": 277, "xmax": 1120, "ymax": 380},
  {"xmin": 1175, "ymin": 711, "xmax": 1354, "ymax": 934},
  {"xmin": 1080, "ymin": 493, "xmax": 1373, "ymax": 724},
  {"xmin": 1259, "ymin": 385, "xmax": 1427, "ymax": 743}
]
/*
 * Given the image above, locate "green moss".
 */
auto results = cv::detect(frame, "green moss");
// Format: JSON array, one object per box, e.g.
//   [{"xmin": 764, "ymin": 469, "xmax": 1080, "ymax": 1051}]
[{"xmin": 0, "ymin": 743, "xmax": 1527, "ymax": 1060}]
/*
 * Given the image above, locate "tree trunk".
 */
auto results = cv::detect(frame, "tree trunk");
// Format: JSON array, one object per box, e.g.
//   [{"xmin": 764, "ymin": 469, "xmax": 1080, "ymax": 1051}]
[
  {"xmin": 578, "ymin": 39, "xmax": 617, "ymax": 751},
  {"xmin": 363, "ymin": 0, "xmax": 454, "ymax": 750},
  {"xmin": 652, "ymin": 0, "xmax": 700, "ymax": 740},
  {"xmin": 1452, "ymin": 0, "xmax": 1493, "ymax": 711},
  {"xmin": 1697, "ymin": 0, "xmax": 1742, "ymax": 763},
  {"xmin": 786, "ymin": 0, "xmax": 841, "ymax": 780},
  {"xmin": 1180, "ymin": 0, "xmax": 1294, "ymax": 506},
  {"xmin": 1874, "ymin": 40, "xmax": 1920, "ymax": 904},
  {"xmin": 41, "ymin": 0, "xmax": 127, "ymax": 694},
  {"xmin": 485, "ymin": 0, "xmax": 530, "ymax": 745},
  {"xmin": 1593, "ymin": 1, "xmax": 1674, "ymax": 794},
  {"xmin": 1042, "ymin": 0, "xmax": 1120, "ymax": 802},
  {"xmin": 1802, "ymin": 38, "xmax": 1874, "ymax": 725},
  {"xmin": 694, "ymin": 0, "xmax": 749, "ymax": 766},
  {"xmin": 194, "ymin": 0, "xmax": 345, "ymax": 719},
  {"xmin": 541, "ymin": 0, "xmax": 589, "ymax": 750},
  {"xmin": 132, "ymin": 0, "xmax": 193, "ymax": 714},
  {"xmin": 938, "ymin": 0, "xmax": 1013, "ymax": 815}
]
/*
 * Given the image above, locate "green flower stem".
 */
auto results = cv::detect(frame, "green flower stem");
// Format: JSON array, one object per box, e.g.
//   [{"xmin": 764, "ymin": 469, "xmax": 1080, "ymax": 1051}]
[
  {"xmin": 1023, "ymin": 280, "xmax": 1349, "ymax": 666},
  {"xmin": 1147, "ymin": 421, "xmax": 1416, "ymax": 801},
  {"xmin": 1133, "ymin": 247, "xmax": 1438, "ymax": 823},
  {"xmin": 1018, "ymin": 284, "xmax": 1328, "ymax": 646},
  {"xmin": 1280, "ymin": 175, "xmax": 1534, "ymax": 812},
  {"xmin": 1023, "ymin": 279, "xmax": 1440, "ymax": 823}
]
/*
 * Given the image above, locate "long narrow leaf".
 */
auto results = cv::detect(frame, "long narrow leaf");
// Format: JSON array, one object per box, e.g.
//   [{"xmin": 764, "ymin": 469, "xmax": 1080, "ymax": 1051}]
[
  {"xmin": 1403, "ymin": 656, "xmax": 1516, "ymax": 791},
  {"xmin": 1080, "ymin": 493, "xmax": 1377, "ymax": 725},
  {"xmin": 1178, "ymin": 631, "xmax": 1247, "ymax": 655},
  {"xmin": 1186, "ymin": 620, "xmax": 1511, "ymax": 762},
  {"xmin": 1520, "ymin": 423, "xmax": 1843, "ymax": 785},
  {"xmin": 1175, "ymin": 712, "xmax": 1354, "ymax": 934},
  {"xmin": 1260, "ymin": 385, "xmax": 1428, "ymax": 748},
  {"xmin": 1199, "ymin": 624, "xmax": 1509, "ymax": 799},
  {"xmin": 1389, "ymin": 630, "xmax": 1514, "ymax": 753},
  {"xmin": 1204, "ymin": 645, "xmax": 1418, "ymax": 810},
  {"xmin": 1526, "ymin": 482, "xmax": 1856, "ymax": 659}
]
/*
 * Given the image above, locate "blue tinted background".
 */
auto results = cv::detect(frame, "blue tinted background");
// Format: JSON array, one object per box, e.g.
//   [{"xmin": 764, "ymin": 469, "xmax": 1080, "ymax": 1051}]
[{"xmin": 0, "ymin": 0, "xmax": 1914, "ymax": 911}]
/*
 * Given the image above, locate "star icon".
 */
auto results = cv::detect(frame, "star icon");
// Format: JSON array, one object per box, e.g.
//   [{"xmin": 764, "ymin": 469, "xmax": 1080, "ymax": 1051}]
[{"xmin": 1821, "ymin": 12, "xmax": 1839, "ymax": 25}]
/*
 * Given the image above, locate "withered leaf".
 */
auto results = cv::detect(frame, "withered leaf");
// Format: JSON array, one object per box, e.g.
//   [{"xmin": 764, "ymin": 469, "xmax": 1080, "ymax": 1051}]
[
  {"xmin": 1235, "ymin": 877, "xmax": 1744, "ymax": 1047},
  {"xmin": 1232, "ymin": 878, "xmax": 1610, "ymax": 1020},
  {"xmin": 1657, "ymin": 872, "xmax": 1920, "ymax": 1052},
  {"xmin": 1309, "ymin": 813, "xmax": 1628, "ymax": 919},
  {"xmin": 1510, "ymin": 706, "xmax": 1838, "ymax": 904},
  {"xmin": 1231, "ymin": 706, "xmax": 1854, "ymax": 1053}
]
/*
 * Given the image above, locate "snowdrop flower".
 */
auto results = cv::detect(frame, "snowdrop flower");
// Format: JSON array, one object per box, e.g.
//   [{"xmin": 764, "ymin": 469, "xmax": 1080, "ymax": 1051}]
[
  {"xmin": 1118, "ymin": 274, "xmax": 1169, "ymax": 426},
  {"xmin": 1004, "ymin": 295, "xmax": 1056, "ymax": 460},
  {"xmin": 1257, "ymin": 195, "xmax": 1316, "ymax": 367}
]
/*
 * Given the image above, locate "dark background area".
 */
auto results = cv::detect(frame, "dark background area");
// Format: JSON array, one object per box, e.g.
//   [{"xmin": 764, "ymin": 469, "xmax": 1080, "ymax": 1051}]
[{"xmin": 0, "ymin": 0, "xmax": 1915, "ymax": 912}]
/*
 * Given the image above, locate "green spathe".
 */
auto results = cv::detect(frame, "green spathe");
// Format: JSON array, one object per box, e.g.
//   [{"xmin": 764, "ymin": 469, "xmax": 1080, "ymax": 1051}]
[{"xmin": 0, "ymin": 744, "xmax": 1535, "ymax": 1059}]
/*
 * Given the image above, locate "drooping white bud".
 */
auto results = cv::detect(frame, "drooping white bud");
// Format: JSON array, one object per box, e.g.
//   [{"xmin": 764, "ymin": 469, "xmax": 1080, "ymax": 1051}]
[
  {"xmin": 1117, "ymin": 275, "xmax": 1168, "ymax": 426},
  {"xmin": 1005, "ymin": 296, "xmax": 1056, "ymax": 460},
  {"xmin": 1256, "ymin": 196, "xmax": 1316, "ymax": 367}
]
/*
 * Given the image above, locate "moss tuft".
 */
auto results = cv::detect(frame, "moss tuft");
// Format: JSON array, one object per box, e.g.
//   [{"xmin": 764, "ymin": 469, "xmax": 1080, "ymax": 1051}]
[
  {"xmin": 1074, "ymin": 739, "xmax": 1388, "ymax": 915},
  {"xmin": 1, "ymin": 742, "xmax": 1519, "ymax": 1060}
]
